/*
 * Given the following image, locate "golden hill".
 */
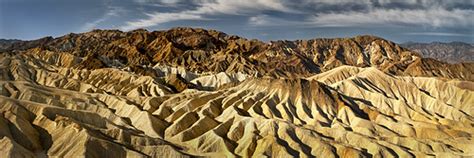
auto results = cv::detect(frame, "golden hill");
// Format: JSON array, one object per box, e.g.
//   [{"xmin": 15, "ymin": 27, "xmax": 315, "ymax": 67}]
[{"xmin": 0, "ymin": 28, "xmax": 473, "ymax": 157}]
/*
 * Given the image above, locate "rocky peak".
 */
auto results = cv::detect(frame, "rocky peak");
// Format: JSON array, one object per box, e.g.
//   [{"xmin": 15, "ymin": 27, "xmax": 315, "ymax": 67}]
[{"xmin": 1, "ymin": 27, "xmax": 471, "ymax": 80}]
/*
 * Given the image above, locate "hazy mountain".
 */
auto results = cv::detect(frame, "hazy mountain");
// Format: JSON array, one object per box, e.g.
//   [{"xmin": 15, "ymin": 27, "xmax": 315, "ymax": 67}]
[
  {"xmin": 0, "ymin": 39, "xmax": 21, "ymax": 50},
  {"xmin": 0, "ymin": 28, "xmax": 473, "ymax": 157},
  {"xmin": 401, "ymin": 41, "xmax": 474, "ymax": 63}
]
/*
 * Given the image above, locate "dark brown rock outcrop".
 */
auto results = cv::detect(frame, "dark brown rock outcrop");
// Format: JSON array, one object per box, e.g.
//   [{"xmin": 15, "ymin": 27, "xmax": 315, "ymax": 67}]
[{"xmin": 1, "ymin": 27, "xmax": 472, "ymax": 81}]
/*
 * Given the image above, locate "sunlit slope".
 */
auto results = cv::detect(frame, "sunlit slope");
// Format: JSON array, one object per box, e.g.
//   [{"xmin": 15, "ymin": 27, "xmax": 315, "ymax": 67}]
[{"xmin": 0, "ymin": 51, "xmax": 473, "ymax": 157}]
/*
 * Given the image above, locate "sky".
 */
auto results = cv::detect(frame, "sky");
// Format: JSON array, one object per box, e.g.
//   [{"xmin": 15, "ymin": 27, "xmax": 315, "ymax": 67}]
[{"xmin": 0, "ymin": 0, "xmax": 473, "ymax": 43}]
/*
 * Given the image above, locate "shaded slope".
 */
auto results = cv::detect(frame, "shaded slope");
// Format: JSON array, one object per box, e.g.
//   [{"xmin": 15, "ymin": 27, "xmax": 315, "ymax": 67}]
[
  {"xmin": 0, "ymin": 50, "xmax": 473, "ymax": 157},
  {"xmin": 1, "ymin": 27, "xmax": 472, "ymax": 80}
]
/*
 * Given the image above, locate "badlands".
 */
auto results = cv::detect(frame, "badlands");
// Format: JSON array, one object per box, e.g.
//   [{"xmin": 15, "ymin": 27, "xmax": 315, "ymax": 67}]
[{"xmin": 0, "ymin": 27, "xmax": 473, "ymax": 157}]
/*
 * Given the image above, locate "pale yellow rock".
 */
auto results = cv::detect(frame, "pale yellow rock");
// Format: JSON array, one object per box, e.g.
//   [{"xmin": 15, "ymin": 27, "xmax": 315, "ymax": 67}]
[{"xmin": 0, "ymin": 51, "xmax": 473, "ymax": 157}]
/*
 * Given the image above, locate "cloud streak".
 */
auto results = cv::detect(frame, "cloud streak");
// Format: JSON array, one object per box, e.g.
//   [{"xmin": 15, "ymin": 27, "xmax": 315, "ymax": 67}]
[
  {"xmin": 403, "ymin": 32, "xmax": 472, "ymax": 37},
  {"xmin": 2, "ymin": 0, "xmax": 471, "ymax": 42},
  {"xmin": 81, "ymin": 7, "xmax": 124, "ymax": 32},
  {"xmin": 308, "ymin": 8, "xmax": 473, "ymax": 28},
  {"xmin": 120, "ymin": 12, "xmax": 204, "ymax": 30},
  {"xmin": 120, "ymin": 0, "xmax": 296, "ymax": 30},
  {"xmin": 118, "ymin": 0, "xmax": 474, "ymax": 40}
]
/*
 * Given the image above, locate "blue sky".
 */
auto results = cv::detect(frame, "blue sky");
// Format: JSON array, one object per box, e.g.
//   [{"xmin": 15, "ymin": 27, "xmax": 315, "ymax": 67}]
[{"xmin": 1, "ymin": 0, "xmax": 473, "ymax": 43}]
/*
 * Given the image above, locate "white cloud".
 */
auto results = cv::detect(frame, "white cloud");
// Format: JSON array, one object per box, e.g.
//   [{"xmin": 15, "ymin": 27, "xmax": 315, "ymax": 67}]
[
  {"xmin": 120, "ymin": 12, "xmax": 204, "ymax": 30},
  {"xmin": 248, "ymin": 15, "xmax": 285, "ymax": 26},
  {"xmin": 120, "ymin": 0, "xmax": 474, "ymax": 30},
  {"xmin": 81, "ymin": 7, "xmax": 124, "ymax": 32},
  {"xmin": 300, "ymin": 0, "xmax": 472, "ymax": 7},
  {"xmin": 308, "ymin": 8, "xmax": 474, "ymax": 28},
  {"xmin": 248, "ymin": 15, "xmax": 270, "ymax": 26},
  {"xmin": 248, "ymin": 14, "xmax": 307, "ymax": 27},
  {"xmin": 119, "ymin": 0, "xmax": 296, "ymax": 30},
  {"xmin": 192, "ymin": 0, "xmax": 295, "ymax": 15},
  {"xmin": 134, "ymin": 0, "xmax": 183, "ymax": 6},
  {"xmin": 133, "ymin": 0, "xmax": 181, "ymax": 4},
  {"xmin": 403, "ymin": 32, "xmax": 471, "ymax": 37}
]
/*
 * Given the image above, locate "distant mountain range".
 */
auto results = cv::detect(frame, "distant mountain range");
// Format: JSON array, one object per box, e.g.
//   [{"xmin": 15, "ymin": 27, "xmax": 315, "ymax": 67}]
[
  {"xmin": 401, "ymin": 41, "xmax": 474, "ymax": 63},
  {"xmin": 1, "ymin": 28, "xmax": 472, "ymax": 80},
  {"xmin": 3, "ymin": 35, "xmax": 472, "ymax": 64}
]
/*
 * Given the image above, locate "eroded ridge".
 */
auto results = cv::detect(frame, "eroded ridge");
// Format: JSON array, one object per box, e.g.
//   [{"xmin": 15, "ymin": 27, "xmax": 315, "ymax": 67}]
[{"xmin": 1, "ymin": 50, "xmax": 473, "ymax": 157}]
